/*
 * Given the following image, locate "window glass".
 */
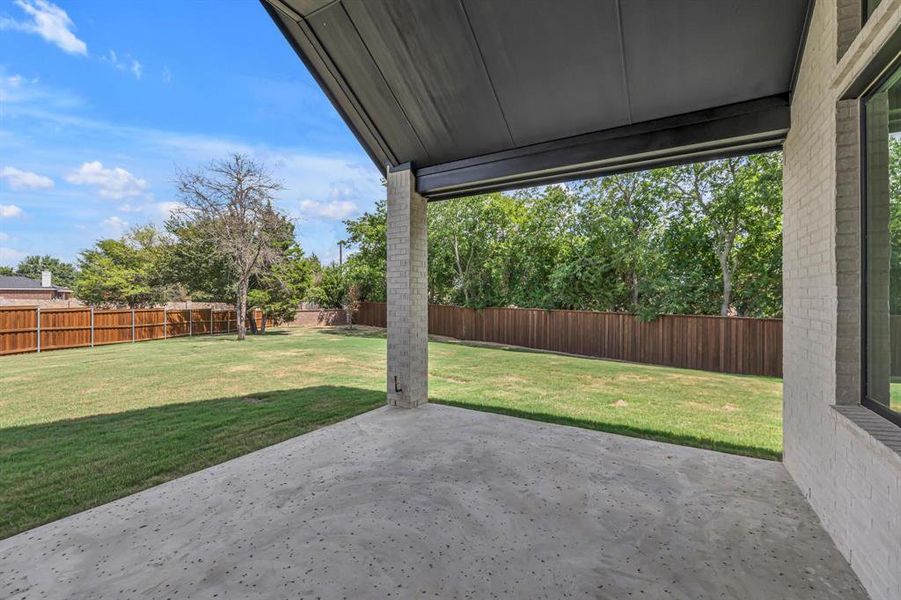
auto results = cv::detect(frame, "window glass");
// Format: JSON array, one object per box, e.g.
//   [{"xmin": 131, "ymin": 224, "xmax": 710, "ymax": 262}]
[
  {"xmin": 864, "ymin": 63, "xmax": 901, "ymax": 415},
  {"xmin": 865, "ymin": 0, "xmax": 882, "ymax": 19}
]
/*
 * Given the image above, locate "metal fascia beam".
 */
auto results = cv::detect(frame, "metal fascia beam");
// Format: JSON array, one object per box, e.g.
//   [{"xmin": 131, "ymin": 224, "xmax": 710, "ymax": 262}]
[{"xmin": 417, "ymin": 95, "xmax": 790, "ymax": 200}]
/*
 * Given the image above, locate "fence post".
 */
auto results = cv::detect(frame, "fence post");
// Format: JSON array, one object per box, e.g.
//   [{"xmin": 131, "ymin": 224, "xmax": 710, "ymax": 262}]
[
  {"xmin": 131, "ymin": 308, "xmax": 136, "ymax": 343},
  {"xmin": 90, "ymin": 306, "xmax": 94, "ymax": 348},
  {"xmin": 210, "ymin": 308, "xmax": 213, "ymax": 335},
  {"xmin": 189, "ymin": 308, "xmax": 193, "ymax": 337},
  {"xmin": 35, "ymin": 306, "xmax": 41, "ymax": 353},
  {"xmin": 163, "ymin": 308, "xmax": 168, "ymax": 339}
]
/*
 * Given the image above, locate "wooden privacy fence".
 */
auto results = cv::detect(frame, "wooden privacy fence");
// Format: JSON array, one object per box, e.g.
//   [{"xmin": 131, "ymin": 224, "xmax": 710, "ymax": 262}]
[
  {"xmin": 355, "ymin": 302, "xmax": 784, "ymax": 377},
  {"xmin": 0, "ymin": 307, "xmax": 263, "ymax": 356}
]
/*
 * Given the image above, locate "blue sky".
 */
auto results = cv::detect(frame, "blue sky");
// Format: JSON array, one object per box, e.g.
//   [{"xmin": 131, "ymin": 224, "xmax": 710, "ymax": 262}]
[{"xmin": 0, "ymin": 0, "xmax": 383, "ymax": 267}]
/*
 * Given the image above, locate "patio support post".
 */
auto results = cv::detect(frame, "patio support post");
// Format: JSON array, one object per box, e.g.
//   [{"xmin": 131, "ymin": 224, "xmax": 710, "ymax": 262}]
[{"xmin": 386, "ymin": 163, "xmax": 428, "ymax": 408}]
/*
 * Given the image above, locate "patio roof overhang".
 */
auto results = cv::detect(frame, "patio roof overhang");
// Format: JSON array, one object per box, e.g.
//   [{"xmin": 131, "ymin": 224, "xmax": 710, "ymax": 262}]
[{"xmin": 261, "ymin": 0, "xmax": 810, "ymax": 200}]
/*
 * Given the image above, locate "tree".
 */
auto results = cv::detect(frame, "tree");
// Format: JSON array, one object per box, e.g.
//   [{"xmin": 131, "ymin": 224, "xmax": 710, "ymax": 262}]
[
  {"xmin": 660, "ymin": 155, "xmax": 782, "ymax": 316},
  {"xmin": 161, "ymin": 219, "xmax": 233, "ymax": 302},
  {"xmin": 15, "ymin": 255, "xmax": 78, "ymax": 288},
  {"xmin": 887, "ymin": 136, "xmax": 901, "ymax": 314},
  {"xmin": 553, "ymin": 172, "xmax": 664, "ymax": 312},
  {"xmin": 174, "ymin": 154, "xmax": 289, "ymax": 340},
  {"xmin": 331, "ymin": 153, "xmax": 784, "ymax": 318},
  {"xmin": 0, "ymin": 266, "xmax": 13, "ymax": 276},
  {"xmin": 342, "ymin": 199, "xmax": 387, "ymax": 302},
  {"xmin": 344, "ymin": 283, "xmax": 361, "ymax": 328},
  {"xmin": 428, "ymin": 193, "xmax": 514, "ymax": 307},
  {"xmin": 306, "ymin": 263, "xmax": 348, "ymax": 309},
  {"xmin": 247, "ymin": 241, "xmax": 315, "ymax": 328},
  {"xmin": 75, "ymin": 226, "xmax": 176, "ymax": 307}
]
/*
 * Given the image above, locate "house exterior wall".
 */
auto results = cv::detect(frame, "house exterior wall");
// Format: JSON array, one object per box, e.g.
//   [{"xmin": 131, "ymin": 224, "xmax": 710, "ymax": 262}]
[
  {"xmin": 0, "ymin": 289, "xmax": 60, "ymax": 300},
  {"xmin": 783, "ymin": 2, "xmax": 901, "ymax": 599}
]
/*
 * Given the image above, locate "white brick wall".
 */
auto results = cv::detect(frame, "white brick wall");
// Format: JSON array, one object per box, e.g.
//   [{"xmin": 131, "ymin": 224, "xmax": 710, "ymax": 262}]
[
  {"xmin": 783, "ymin": 2, "xmax": 901, "ymax": 599},
  {"xmin": 386, "ymin": 166, "xmax": 429, "ymax": 408}
]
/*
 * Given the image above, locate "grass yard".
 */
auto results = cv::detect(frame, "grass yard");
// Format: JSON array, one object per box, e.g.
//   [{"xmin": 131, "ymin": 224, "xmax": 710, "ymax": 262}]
[{"xmin": 0, "ymin": 326, "xmax": 782, "ymax": 540}]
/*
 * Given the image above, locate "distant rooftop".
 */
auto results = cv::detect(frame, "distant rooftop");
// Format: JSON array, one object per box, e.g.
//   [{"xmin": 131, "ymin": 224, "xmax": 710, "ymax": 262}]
[{"xmin": 0, "ymin": 275, "xmax": 71, "ymax": 292}]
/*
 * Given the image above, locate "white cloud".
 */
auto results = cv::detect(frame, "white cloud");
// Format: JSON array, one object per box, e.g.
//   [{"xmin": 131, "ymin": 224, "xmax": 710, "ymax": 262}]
[
  {"xmin": 0, "ymin": 246, "xmax": 27, "ymax": 266},
  {"xmin": 102, "ymin": 50, "xmax": 142, "ymax": 79},
  {"xmin": 66, "ymin": 161, "xmax": 148, "ymax": 199},
  {"xmin": 0, "ymin": 232, "xmax": 9, "ymax": 241},
  {"xmin": 154, "ymin": 201, "xmax": 182, "ymax": 218},
  {"xmin": 100, "ymin": 216, "xmax": 128, "ymax": 236},
  {"xmin": 161, "ymin": 66, "xmax": 172, "ymax": 84},
  {"xmin": 0, "ymin": 71, "xmax": 83, "ymax": 111},
  {"xmin": 0, "ymin": 204, "xmax": 24, "ymax": 218},
  {"xmin": 298, "ymin": 198, "xmax": 359, "ymax": 220},
  {"xmin": 118, "ymin": 200, "xmax": 182, "ymax": 220},
  {"xmin": 0, "ymin": 166, "xmax": 53, "ymax": 190},
  {"xmin": 0, "ymin": 0, "xmax": 87, "ymax": 55}
]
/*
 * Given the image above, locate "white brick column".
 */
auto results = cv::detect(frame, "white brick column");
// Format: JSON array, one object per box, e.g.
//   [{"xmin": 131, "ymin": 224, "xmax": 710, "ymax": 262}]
[{"xmin": 386, "ymin": 164, "xmax": 428, "ymax": 408}]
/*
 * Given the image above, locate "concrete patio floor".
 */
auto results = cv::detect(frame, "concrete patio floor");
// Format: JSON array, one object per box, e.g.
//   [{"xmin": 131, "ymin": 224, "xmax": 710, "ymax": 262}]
[{"xmin": 1, "ymin": 403, "xmax": 867, "ymax": 599}]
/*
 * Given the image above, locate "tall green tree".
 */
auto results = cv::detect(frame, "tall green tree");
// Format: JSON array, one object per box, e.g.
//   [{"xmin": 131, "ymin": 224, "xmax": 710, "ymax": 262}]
[
  {"xmin": 336, "ymin": 152, "xmax": 784, "ymax": 318},
  {"xmin": 342, "ymin": 199, "xmax": 387, "ymax": 302},
  {"xmin": 247, "ymin": 240, "xmax": 315, "ymax": 326},
  {"xmin": 660, "ymin": 154, "xmax": 782, "ymax": 316},
  {"xmin": 75, "ymin": 226, "xmax": 176, "ymax": 307},
  {"xmin": 306, "ymin": 263, "xmax": 348, "ymax": 309},
  {"xmin": 15, "ymin": 255, "xmax": 78, "ymax": 288}
]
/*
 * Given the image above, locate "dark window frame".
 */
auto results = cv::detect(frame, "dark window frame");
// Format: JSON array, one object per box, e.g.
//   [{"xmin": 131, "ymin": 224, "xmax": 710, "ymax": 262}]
[
  {"xmin": 863, "ymin": 0, "xmax": 882, "ymax": 26},
  {"xmin": 860, "ymin": 55, "xmax": 901, "ymax": 428}
]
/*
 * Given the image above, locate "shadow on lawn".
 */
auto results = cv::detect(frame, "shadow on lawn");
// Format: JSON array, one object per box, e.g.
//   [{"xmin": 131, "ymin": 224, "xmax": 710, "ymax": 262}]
[
  {"xmin": 0, "ymin": 385, "xmax": 383, "ymax": 539},
  {"xmin": 1, "ymin": 380, "xmax": 779, "ymax": 539}
]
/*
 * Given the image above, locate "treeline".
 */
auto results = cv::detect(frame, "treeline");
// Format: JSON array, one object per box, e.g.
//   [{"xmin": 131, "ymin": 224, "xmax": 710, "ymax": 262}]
[
  {"xmin": 335, "ymin": 153, "xmax": 784, "ymax": 318},
  {"xmin": 4, "ymin": 152, "xmax": 792, "ymax": 324},
  {"xmin": 1, "ymin": 156, "xmax": 332, "ymax": 340}
]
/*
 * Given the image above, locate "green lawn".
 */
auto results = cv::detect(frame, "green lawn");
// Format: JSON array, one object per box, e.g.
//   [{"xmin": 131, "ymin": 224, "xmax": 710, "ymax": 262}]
[{"xmin": 0, "ymin": 326, "xmax": 782, "ymax": 540}]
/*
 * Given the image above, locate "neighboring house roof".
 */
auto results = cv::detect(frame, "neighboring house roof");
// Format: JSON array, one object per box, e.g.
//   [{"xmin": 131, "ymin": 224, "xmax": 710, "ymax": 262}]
[{"xmin": 0, "ymin": 275, "xmax": 72, "ymax": 292}]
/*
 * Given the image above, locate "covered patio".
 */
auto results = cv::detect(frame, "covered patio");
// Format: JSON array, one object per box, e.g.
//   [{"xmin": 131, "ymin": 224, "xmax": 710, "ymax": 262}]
[
  {"xmin": 2, "ymin": 0, "xmax": 899, "ymax": 598},
  {"xmin": 256, "ymin": 2, "xmax": 901, "ymax": 597},
  {"xmin": 0, "ymin": 405, "xmax": 868, "ymax": 599}
]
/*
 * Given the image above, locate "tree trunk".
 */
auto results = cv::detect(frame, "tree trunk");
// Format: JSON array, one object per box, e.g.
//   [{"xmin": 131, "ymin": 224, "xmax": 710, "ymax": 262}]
[
  {"xmin": 452, "ymin": 235, "xmax": 470, "ymax": 306},
  {"xmin": 630, "ymin": 271, "xmax": 639, "ymax": 309},
  {"xmin": 719, "ymin": 251, "xmax": 732, "ymax": 316},
  {"xmin": 717, "ymin": 228, "xmax": 738, "ymax": 316},
  {"xmin": 236, "ymin": 279, "xmax": 248, "ymax": 340}
]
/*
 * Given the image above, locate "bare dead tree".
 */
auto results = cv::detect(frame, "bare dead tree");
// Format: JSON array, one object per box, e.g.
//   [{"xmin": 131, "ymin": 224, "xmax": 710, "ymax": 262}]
[{"xmin": 174, "ymin": 154, "xmax": 287, "ymax": 340}]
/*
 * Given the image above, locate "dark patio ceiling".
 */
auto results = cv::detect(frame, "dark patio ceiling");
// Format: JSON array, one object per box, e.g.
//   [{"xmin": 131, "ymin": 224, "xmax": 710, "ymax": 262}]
[{"xmin": 262, "ymin": 0, "xmax": 810, "ymax": 199}]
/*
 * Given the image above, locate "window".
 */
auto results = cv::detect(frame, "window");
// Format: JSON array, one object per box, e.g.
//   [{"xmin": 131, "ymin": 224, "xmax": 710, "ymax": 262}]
[
  {"xmin": 863, "ymin": 61, "xmax": 901, "ymax": 424},
  {"xmin": 865, "ymin": 0, "xmax": 882, "ymax": 21}
]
